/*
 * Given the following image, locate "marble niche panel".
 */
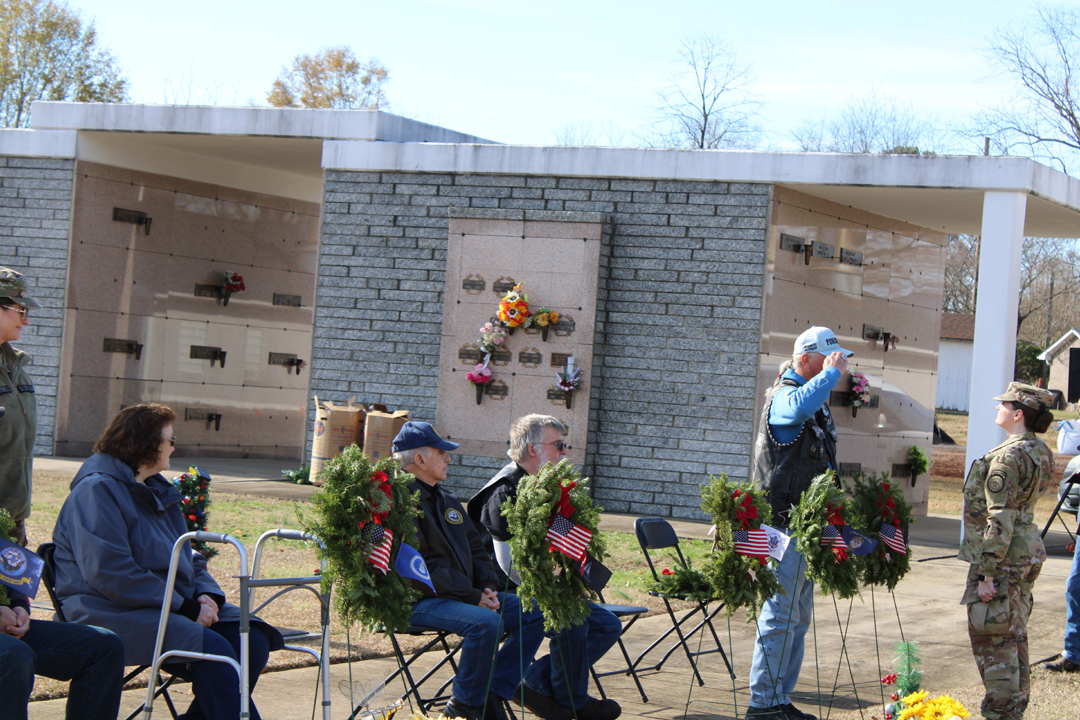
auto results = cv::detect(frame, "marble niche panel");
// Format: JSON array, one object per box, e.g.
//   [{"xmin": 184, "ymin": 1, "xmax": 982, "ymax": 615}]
[{"xmin": 436, "ymin": 210, "xmax": 603, "ymax": 465}]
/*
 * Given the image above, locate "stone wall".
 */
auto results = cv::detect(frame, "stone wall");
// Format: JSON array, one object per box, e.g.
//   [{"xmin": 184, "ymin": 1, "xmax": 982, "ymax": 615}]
[
  {"xmin": 0, "ymin": 156, "xmax": 74, "ymax": 456},
  {"xmin": 312, "ymin": 171, "xmax": 769, "ymax": 519}
]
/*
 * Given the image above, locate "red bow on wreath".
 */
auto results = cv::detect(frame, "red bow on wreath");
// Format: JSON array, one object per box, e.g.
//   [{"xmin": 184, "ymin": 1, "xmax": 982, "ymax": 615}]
[
  {"xmin": 877, "ymin": 483, "xmax": 899, "ymax": 525},
  {"xmin": 371, "ymin": 470, "xmax": 392, "ymax": 524},
  {"xmin": 733, "ymin": 489, "xmax": 758, "ymax": 529},
  {"xmin": 554, "ymin": 481, "xmax": 577, "ymax": 519}
]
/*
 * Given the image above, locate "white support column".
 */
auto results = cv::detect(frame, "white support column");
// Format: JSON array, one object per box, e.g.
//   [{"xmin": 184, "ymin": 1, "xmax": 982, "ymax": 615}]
[{"xmin": 965, "ymin": 191, "xmax": 1028, "ymax": 474}]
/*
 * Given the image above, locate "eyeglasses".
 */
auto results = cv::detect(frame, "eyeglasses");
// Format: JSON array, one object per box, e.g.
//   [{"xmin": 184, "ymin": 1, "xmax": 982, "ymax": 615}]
[
  {"xmin": 536, "ymin": 440, "xmax": 567, "ymax": 452},
  {"xmin": 166, "ymin": 437, "xmax": 176, "ymax": 447},
  {"xmin": 4, "ymin": 306, "xmax": 27, "ymax": 321}
]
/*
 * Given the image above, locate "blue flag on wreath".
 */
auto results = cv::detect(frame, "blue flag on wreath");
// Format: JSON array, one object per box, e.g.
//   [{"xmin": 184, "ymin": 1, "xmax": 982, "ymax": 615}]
[
  {"xmin": 0, "ymin": 537, "xmax": 42, "ymax": 599},
  {"xmin": 395, "ymin": 543, "xmax": 435, "ymax": 593},
  {"xmin": 840, "ymin": 526, "xmax": 878, "ymax": 555}
]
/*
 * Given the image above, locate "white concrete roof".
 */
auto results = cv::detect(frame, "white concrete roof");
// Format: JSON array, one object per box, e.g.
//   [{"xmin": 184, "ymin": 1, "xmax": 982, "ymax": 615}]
[
  {"xmin": 30, "ymin": 102, "xmax": 493, "ymax": 143},
  {"xmin": 323, "ymin": 142, "xmax": 1080, "ymax": 237},
  {"xmin": 1038, "ymin": 329, "xmax": 1080, "ymax": 361}
]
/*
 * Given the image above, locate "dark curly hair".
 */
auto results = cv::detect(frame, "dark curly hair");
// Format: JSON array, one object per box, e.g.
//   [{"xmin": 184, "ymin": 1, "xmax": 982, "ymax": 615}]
[{"xmin": 93, "ymin": 403, "xmax": 177, "ymax": 475}]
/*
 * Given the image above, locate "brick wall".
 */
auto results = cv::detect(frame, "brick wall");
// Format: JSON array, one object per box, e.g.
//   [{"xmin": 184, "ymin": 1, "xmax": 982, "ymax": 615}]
[
  {"xmin": 312, "ymin": 171, "xmax": 769, "ymax": 519},
  {"xmin": 0, "ymin": 156, "xmax": 74, "ymax": 456}
]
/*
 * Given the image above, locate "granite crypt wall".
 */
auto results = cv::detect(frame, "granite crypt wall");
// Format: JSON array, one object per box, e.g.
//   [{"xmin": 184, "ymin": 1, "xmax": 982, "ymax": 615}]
[
  {"xmin": 0, "ymin": 155, "xmax": 76, "ymax": 456},
  {"xmin": 310, "ymin": 171, "xmax": 770, "ymax": 519}
]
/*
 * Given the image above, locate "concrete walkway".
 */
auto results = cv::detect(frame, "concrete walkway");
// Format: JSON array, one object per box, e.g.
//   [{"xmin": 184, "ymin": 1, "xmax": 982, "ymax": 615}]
[{"xmin": 26, "ymin": 458, "xmax": 1080, "ymax": 719}]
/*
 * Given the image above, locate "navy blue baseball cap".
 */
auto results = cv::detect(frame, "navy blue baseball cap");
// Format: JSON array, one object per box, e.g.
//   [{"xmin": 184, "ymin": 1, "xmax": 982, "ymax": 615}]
[{"xmin": 392, "ymin": 421, "xmax": 460, "ymax": 453}]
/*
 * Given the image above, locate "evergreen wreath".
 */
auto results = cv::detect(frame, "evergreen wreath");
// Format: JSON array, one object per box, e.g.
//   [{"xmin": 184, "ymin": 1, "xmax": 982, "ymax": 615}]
[
  {"xmin": 789, "ymin": 471, "xmax": 860, "ymax": 599},
  {"xmin": 300, "ymin": 445, "xmax": 421, "ymax": 632},
  {"xmin": 847, "ymin": 471, "xmax": 913, "ymax": 591},
  {"xmin": 172, "ymin": 467, "xmax": 217, "ymax": 559},
  {"xmin": 699, "ymin": 474, "xmax": 782, "ymax": 620},
  {"xmin": 504, "ymin": 459, "xmax": 606, "ymax": 633},
  {"xmin": 650, "ymin": 558, "xmax": 719, "ymax": 603}
]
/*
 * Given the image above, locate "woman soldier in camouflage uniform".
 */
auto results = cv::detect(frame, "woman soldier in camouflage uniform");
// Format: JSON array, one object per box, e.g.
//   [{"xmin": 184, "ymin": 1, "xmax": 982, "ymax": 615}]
[{"xmin": 959, "ymin": 382, "xmax": 1055, "ymax": 720}]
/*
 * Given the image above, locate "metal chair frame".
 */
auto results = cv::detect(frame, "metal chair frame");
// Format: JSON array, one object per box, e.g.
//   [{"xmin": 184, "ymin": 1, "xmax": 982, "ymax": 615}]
[
  {"xmin": 143, "ymin": 528, "xmax": 332, "ymax": 720},
  {"xmin": 373, "ymin": 626, "xmax": 463, "ymax": 718},
  {"xmin": 630, "ymin": 517, "xmax": 734, "ymax": 687},
  {"xmin": 589, "ymin": 592, "xmax": 650, "ymax": 703}
]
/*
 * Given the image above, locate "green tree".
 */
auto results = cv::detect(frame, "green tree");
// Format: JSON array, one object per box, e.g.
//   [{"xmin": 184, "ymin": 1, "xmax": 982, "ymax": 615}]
[
  {"xmin": 267, "ymin": 46, "xmax": 388, "ymax": 110},
  {"xmin": 1014, "ymin": 339, "xmax": 1047, "ymax": 384},
  {"xmin": 0, "ymin": 0, "xmax": 127, "ymax": 128}
]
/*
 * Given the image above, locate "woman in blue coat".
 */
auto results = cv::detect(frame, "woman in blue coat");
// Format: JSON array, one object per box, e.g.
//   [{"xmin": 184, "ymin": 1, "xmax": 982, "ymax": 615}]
[{"xmin": 52, "ymin": 403, "xmax": 283, "ymax": 720}]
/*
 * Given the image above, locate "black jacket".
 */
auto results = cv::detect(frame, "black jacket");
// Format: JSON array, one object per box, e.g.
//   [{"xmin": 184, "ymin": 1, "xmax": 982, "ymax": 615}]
[
  {"xmin": 411, "ymin": 479, "xmax": 500, "ymax": 605},
  {"xmin": 466, "ymin": 462, "xmax": 526, "ymax": 542}
]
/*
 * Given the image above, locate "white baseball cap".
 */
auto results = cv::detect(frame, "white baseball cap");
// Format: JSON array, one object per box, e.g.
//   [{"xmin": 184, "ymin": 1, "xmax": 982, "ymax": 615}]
[{"xmin": 794, "ymin": 326, "xmax": 853, "ymax": 358}]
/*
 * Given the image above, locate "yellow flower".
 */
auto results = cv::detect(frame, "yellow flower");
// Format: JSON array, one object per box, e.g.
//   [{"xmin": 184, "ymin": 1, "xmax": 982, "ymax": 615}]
[
  {"xmin": 902, "ymin": 690, "xmax": 928, "ymax": 706},
  {"xmin": 536, "ymin": 314, "xmax": 550, "ymax": 327}
]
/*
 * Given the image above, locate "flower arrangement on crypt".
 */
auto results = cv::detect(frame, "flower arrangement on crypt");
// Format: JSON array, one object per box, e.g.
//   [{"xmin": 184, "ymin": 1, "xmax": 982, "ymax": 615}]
[
  {"xmin": 699, "ymin": 474, "xmax": 782, "ymax": 619},
  {"xmin": 497, "ymin": 282, "xmax": 530, "ymax": 332},
  {"xmin": 848, "ymin": 370, "xmax": 872, "ymax": 417},
  {"xmin": 504, "ymin": 458, "xmax": 606, "ymax": 632},
  {"xmin": 525, "ymin": 306, "xmax": 560, "ymax": 341},
  {"xmin": 301, "ymin": 446, "xmax": 421, "ymax": 631},
  {"xmin": 221, "ymin": 270, "xmax": 245, "ymax": 306},
  {"xmin": 478, "ymin": 321, "xmax": 507, "ymax": 356},
  {"xmin": 173, "ymin": 467, "xmax": 218, "ymax": 559},
  {"xmin": 556, "ymin": 356, "xmax": 582, "ymax": 409},
  {"xmin": 466, "ymin": 362, "xmax": 493, "ymax": 404}
]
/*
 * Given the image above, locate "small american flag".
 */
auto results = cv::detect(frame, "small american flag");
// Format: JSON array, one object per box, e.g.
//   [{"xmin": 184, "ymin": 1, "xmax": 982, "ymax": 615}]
[
  {"xmin": 820, "ymin": 524, "xmax": 849, "ymax": 550},
  {"xmin": 879, "ymin": 522, "xmax": 907, "ymax": 555},
  {"xmin": 546, "ymin": 514, "xmax": 592, "ymax": 562},
  {"xmin": 361, "ymin": 523, "xmax": 394, "ymax": 574},
  {"xmin": 733, "ymin": 529, "xmax": 770, "ymax": 561}
]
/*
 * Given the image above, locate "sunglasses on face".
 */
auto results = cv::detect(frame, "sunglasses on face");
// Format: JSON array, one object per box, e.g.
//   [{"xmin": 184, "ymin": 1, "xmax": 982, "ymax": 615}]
[
  {"xmin": 537, "ymin": 440, "xmax": 567, "ymax": 452},
  {"xmin": 4, "ymin": 306, "xmax": 27, "ymax": 320}
]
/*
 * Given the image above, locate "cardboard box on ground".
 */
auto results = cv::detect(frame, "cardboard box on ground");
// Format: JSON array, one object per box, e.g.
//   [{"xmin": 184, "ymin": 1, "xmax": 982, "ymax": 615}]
[{"xmin": 309, "ymin": 397, "xmax": 411, "ymax": 484}]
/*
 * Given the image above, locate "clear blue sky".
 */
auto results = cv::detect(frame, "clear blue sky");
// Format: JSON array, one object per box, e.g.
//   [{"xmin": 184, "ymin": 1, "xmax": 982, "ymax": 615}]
[{"xmin": 82, "ymin": 0, "xmax": 1043, "ymax": 150}]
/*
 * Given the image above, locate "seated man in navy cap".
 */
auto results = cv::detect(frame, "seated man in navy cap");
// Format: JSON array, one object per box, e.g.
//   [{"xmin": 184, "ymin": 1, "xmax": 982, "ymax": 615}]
[{"xmin": 392, "ymin": 421, "xmax": 545, "ymax": 720}]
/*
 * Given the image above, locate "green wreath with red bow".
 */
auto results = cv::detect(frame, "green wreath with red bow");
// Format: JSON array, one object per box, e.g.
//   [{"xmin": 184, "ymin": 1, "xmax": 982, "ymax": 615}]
[
  {"xmin": 301, "ymin": 444, "xmax": 421, "ymax": 632},
  {"xmin": 789, "ymin": 472, "xmax": 860, "ymax": 599},
  {"xmin": 504, "ymin": 459, "xmax": 606, "ymax": 632},
  {"xmin": 700, "ymin": 474, "xmax": 782, "ymax": 620},
  {"xmin": 847, "ymin": 471, "xmax": 913, "ymax": 591}
]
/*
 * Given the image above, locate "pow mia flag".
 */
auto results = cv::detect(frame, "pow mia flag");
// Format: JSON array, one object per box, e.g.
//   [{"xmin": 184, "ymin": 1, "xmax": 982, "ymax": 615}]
[{"xmin": 0, "ymin": 537, "xmax": 42, "ymax": 598}]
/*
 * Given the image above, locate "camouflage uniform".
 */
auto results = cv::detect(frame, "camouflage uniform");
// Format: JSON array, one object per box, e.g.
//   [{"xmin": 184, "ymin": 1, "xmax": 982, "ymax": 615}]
[{"xmin": 959, "ymin": 398, "xmax": 1055, "ymax": 720}]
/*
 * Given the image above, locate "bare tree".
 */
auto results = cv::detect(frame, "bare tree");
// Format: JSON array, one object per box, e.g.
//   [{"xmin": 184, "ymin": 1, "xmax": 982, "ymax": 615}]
[
  {"xmin": 791, "ymin": 88, "xmax": 937, "ymax": 154},
  {"xmin": 943, "ymin": 234, "xmax": 980, "ymax": 314},
  {"xmin": 0, "ymin": 0, "xmax": 127, "ymax": 128},
  {"xmin": 651, "ymin": 34, "xmax": 761, "ymax": 149},
  {"xmin": 1017, "ymin": 236, "xmax": 1080, "ymax": 340},
  {"xmin": 552, "ymin": 118, "xmax": 634, "ymax": 147},
  {"xmin": 267, "ymin": 46, "xmax": 388, "ymax": 110},
  {"xmin": 977, "ymin": 5, "xmax": 1080, "ymax": 172}
]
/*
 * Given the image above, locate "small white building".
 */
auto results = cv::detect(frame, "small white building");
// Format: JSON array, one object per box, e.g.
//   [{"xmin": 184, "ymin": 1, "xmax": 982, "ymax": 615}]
[
  {"xmin": 936, "ymin": 313, "xmax": 975, "ymax": 412},
  {"xmin": 1038, "ymin": 328, "xmax": 1080, "ymax": 404}
]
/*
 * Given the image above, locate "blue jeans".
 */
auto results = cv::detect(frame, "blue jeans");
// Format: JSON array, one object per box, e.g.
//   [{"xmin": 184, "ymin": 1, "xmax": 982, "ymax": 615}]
[
  {"xmin": 0, "ymin": 618, "xmax": 125, "ymax": 720},
  {"xmin": 1065, "ymin": 538, "xmax": 1080, "ymax": 662},
  {"xmin": 523, "ymin": 603, "xmax": 622, "ymax": 709},
  {"xmin": 410, "ymin": 593, "xmax": 546, "ymax": 706},
  {"xmin": 165, "ymin": 621, "xmax": 272, "ymax": 720},
  {"xmin": 748, "ymin": 535, "xmax": 814, "ymax": 709}
]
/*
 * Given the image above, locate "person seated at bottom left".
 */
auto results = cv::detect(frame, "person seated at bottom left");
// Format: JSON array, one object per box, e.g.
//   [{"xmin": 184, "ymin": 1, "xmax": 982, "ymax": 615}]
[
  {"xmin": 51, "ymin": 403, "xmax": 284, "ymax": 720},
  {"xmin": 0, "ymin": 584, "xmax": 125, "ymax": 720},
  {"xmin": 392, "ymin": 421, "xmax": 546, "ymax": 720}
]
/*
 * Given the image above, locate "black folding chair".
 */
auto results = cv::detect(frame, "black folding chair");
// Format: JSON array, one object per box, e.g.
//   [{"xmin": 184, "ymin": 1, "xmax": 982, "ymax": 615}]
[
  {"xmin": 36, "ymin": 542, "xmax": 180, "ymax": 720},
  {"xmin": 629, "ymin": 517, "xmax": 734, "ymax": 686},
  {"xmin": 378, "ymin": 626, "xmax": 463, "ymax": 717},
  {"xmin": 589, "ymin": 592, "xmax": 650, "ymax": 702}
]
